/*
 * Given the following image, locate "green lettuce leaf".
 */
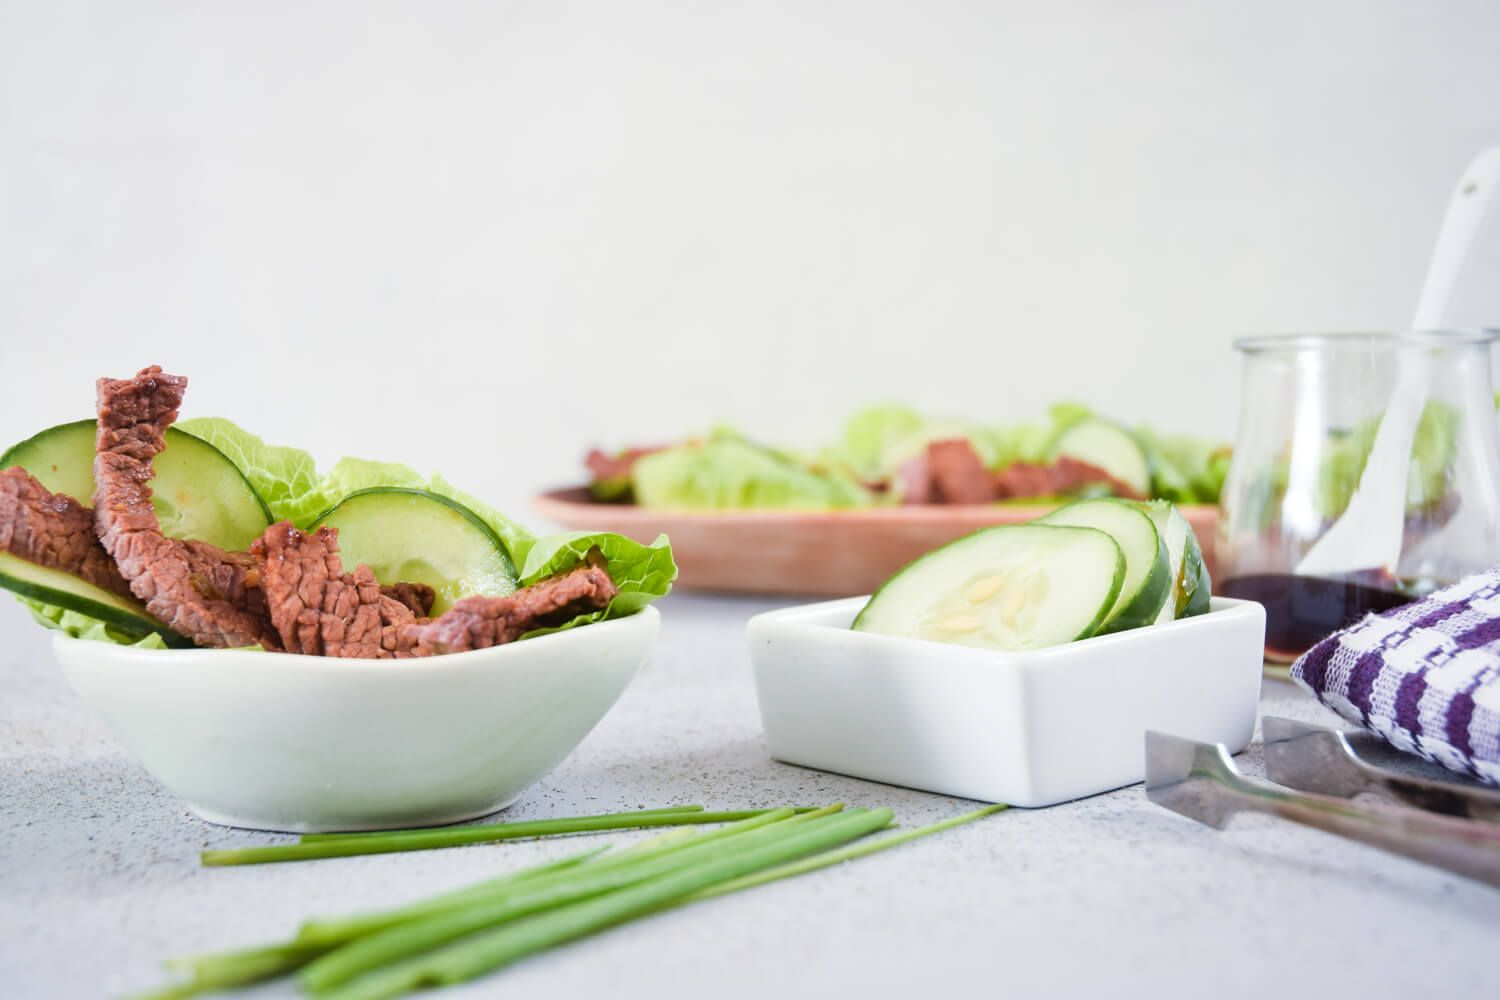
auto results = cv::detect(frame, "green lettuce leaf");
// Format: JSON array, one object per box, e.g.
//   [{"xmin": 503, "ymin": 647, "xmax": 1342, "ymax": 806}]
[
  {"xmin": 319, "ymin": 457, "xmax": 427, "ymax": 497},
  {"xmin": 180, "ymin": 423, "xmax": 539, "ymax": 566},
  {"xmin": 1047, "ymin": 401, "xmax": 1094, "ymax": 437},
  {"xmin": 985, "ymin": 423, "xmax": 1054, "ymax": 470},
  {"xmin": 1135, "ymin": 428, "xmax": 1230, "ymax": 504},
  {"xmin": 633, "ymin": 439, "xmax": 872, "ymax": 509},
  {"xmin": 176, "ymin": 417, "xmax": 324, "ymax": 525},
  {"xmin": 307, "ymin": 458, "xmax": 537, "ymax": 564},
  {"xmin": 828, "ymin": 405, "xmax": 927, "ymax": 481},
  {"xmin": 518, "ymin": 532, "xmax": 676, "ymax": 637},
  {"xmin": 22, "ymin": 598, "xmax": 169, "ymax": 648}
]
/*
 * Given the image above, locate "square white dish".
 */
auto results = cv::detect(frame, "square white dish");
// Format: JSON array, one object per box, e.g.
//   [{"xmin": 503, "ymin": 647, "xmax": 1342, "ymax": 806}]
[{"xmin": 747, "ymin": 596, "xmax": 1265, "ymax": 807}]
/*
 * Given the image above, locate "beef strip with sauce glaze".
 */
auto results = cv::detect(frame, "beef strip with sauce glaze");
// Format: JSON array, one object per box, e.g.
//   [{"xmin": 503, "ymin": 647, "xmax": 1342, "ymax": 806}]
[
  {"xmin": 92, "ymin": 367, "xmax": 278, "ymax": 649},
  {"xmin": 993, "ymin": 455, "xmax": 1145, "ymax": 501},
  {"xmin": 0, "ymin": 466, "xmax": 137, "ymax": 599},
  {"xmin": 91, "ymin": 366, "xmax": 441, "ymax": 650},
  {"xmin": 252, "ymin": 521, "xmax": 618, "ymax": 658},
  {"xmin": 926, "ymin": 438, "xmax": 999, "ymax": 504},
  {"xmin": 403, "ymin": 556, "xmax": 619, "ymax": 655}
]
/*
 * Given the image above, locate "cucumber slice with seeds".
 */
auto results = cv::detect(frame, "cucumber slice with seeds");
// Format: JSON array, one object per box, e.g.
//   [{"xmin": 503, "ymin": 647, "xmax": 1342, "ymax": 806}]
[
  {"xmin": 1038, "ymin": 498, "xmax": 1170, "ymax": 632},
  {"xmin": 1, "ymin": 419, "xmax": 273, "ymax": 550},
  {"xmin": 311, "ymin": 488, "xmax": 518, "ymax": 615},
  {"xmin": 852, "ymin": 524, "xmax": 1124, "ymax": 651}
]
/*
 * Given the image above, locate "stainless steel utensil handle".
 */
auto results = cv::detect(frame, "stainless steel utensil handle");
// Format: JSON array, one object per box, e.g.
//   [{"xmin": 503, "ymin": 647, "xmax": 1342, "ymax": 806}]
[
  {"xmin": 1360, "ymin": 768, "xmax": 1500, "ymax": 824},
  {"xmin": 1242, "ymin": 783, "xmax": 1500, "ymax": 888},
  {"xmin": 1261, "ymin": 718, "xmax": 1500, "ymax": 823}
]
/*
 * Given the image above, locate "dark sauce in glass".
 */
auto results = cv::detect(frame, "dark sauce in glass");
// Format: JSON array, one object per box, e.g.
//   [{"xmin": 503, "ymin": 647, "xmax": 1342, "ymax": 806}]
[{"xmin": 1218, "ymin": 573, "xmax": 1415, "ymax": 662}]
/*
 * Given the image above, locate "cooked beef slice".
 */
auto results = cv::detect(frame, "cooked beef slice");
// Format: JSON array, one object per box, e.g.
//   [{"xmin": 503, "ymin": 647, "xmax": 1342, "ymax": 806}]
[
  {"xmin": 251, "ymin": 522, "xmax": 421, "ymax": 657},
  {"xmin": 584, "ymin": 446, "xmax": 665, "ymax": 485},
  {"xmin": 0, "ymin": 466, "xmax": 137, "ymax": 599},
  {"xmin": 926, "ymin": 438, "xmax": 998, "ymax": 504},
  {"xmin": 93, "ymin": 366, "xmax": 277, "ymax": 649},
  {"xmin": 993, "ymin": 455, "xmax": 1144, "ymax": 501},
  {"xmin": 382, "ymin": 581, "xmax": 435, "ymax": 617},
  {"xmin": 402, "ymin": 562, "xmax": 619, "ymax": 655},
  {"xmin": 252, "ymin": 521, "xmax": 619, "ymax": 658}
]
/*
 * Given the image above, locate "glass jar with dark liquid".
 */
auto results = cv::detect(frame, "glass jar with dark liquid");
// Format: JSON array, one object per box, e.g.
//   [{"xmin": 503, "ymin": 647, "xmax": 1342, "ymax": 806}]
[{"xmin": 1217, "ymin": 331, "xmax": 1500, "ymax": 665}]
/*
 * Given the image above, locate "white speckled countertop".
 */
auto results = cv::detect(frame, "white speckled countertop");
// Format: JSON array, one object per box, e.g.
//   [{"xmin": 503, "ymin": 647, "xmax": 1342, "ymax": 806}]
[{"xmin": 3, "ymin": 592, "xmax": 1498, "ymax": 999}]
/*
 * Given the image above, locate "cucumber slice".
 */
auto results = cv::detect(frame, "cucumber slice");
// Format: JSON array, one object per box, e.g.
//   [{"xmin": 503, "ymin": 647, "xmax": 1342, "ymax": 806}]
[
  {"xmin": 2, "ymin": 420, "xmax": 273, "ymax": 550},
  {"xmin": 852, "ymin": 524, "xmax": 1124, "ymax": 651},
  {"xmin": 0, "ymin": 552, "xmax": 189, "ymax": 647},
  {"xmin": 1051, "ymin": 419, "xmax": 1151, "ymax": 497},
  {"xmin": 1038, "ymin": 498, "xmax": 1170, "ymax": 632},
  {"xmin": 1178, "ymin": 532, "xmax": 1212, "ymax": 618},
  {"xmin": 1137, "ymin": 501, "xmax": 1211, "ymax": 622},
  {"xmin": 310, "ymin": 488, "xmax": 519, "ymax": 615}
]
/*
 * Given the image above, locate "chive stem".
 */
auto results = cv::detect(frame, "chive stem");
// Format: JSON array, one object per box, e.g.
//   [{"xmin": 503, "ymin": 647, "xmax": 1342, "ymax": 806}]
[
  {"xmin": 317, "ymin": 809, "xmax": 894, "ymax": 1000},
  {"xmin": 296, "ymin": 805, "xmax": 706, "ymax": 843},
  {"xmin": 201, "ymin": 809, "xmax": 795, "ymax": 867},
  {"xmin": 298, "ymin": 808, "xmax": 822, "ymax": 989},
  {"xmin": 690, "ymin": 803, "xmax": 1006, "ymax": 901}
]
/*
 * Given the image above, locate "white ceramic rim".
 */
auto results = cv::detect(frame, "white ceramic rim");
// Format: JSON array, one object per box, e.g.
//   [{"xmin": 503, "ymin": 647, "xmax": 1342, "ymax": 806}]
[
  {"xmin": 753, "ymin": 596, "xmax": 1261, "ymax": 666},
  {"xmin": 51, "ymin": 604, "xmax": 660, "ymax": 673}
]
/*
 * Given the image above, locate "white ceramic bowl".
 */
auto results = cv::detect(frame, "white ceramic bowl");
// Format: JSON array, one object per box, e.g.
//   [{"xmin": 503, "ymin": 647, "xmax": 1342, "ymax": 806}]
[
  {"xmin": 748, "ymin": 597, "xmax": 1264, "ymax": 807},
  {"xmin": 55, "ymin": 606, "xmax": 659, "ymax": 832}
]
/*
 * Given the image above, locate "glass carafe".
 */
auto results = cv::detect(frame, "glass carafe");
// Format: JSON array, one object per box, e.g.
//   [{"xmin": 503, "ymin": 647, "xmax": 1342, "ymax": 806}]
[{"xmin": 1218, "ymin": 331, "xmax": 1500, "ymax": 663}]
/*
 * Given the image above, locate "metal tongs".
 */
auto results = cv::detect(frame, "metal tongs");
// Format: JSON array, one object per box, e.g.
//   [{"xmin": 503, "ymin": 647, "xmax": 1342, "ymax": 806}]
[{"xmin": 1145, "ymin": 720, "xmax": 1500, "ymax": 888}]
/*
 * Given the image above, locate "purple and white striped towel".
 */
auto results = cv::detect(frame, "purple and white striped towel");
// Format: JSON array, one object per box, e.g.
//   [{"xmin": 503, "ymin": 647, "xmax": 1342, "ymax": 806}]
[{"xmin": 1292, "ymin": 566, "xmax": 1500, "ymax": 786}]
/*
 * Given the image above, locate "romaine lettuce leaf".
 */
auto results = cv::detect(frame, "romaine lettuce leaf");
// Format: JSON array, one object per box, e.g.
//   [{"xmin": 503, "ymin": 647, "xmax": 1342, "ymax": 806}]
[
  {"xmin": 518, "ymin": 532, "xmax": 676, "ymax": 637},
  {"xmin": 633, "ymin": 439, "xmax": 872, "ymax": 509},
  {"xmin": 1047, "ymin": 401, "xmax": 1094, "ymax": 437},
  {"xmin": 985, "ymin": 423, "xmax": 1053, "ymax": 470},
  {"xmin": 176, "ymin": 417, "xmax": 325, "ymax": 525},
  {"xmin": 319, "ymin": 457, "xmax": 428, "ymax": 497},
  {"xmin": 1135, "ymin": 428, "xmax": 1230, "ymax": 504},
  {"xmin": 180, "ymin": 421, "xmax": 538, "ymax": 566},
  {"xmin": 829, "ymin": 405, "xmax": 927, "ymax": 481},
  {"xmin": 307, "ymin": 459, "xmax": 537, "ymax": 565},
  {"xmin": 826, "ymin": 406, "xmax": 1048, "ymax": 495},
  {"xmin": 22, "ymin": 598, "xmax": 169, "ymax": 648}
]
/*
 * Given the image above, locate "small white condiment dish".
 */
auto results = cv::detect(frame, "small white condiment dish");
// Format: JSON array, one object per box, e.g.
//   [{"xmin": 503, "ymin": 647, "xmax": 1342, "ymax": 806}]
[
  {"xmin": 54, "ymin": 606, "xmax": 659, "ymax": 832},
  {"xmin": 748, "ymin": 597, "xmax": 1264, "ymax": 807}
]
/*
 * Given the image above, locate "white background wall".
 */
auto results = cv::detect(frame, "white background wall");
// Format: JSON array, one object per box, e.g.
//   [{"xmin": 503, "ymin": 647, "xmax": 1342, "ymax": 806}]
[{"xmin": 2, "ymin": 0, "xmax": 1498, "ymax": 518}]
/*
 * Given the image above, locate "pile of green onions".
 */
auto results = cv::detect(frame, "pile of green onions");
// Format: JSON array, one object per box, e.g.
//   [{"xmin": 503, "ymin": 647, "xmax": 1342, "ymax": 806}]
[{"xmin": 149, "ymin": 803, "xmax": 1003, "ymax": 999}]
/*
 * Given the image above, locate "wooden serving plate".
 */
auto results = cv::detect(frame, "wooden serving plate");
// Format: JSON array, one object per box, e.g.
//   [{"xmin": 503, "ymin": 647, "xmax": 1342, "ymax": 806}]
[{"xmin": 533, "ymin": 488, "xmax": 1220, "ymax": 597}]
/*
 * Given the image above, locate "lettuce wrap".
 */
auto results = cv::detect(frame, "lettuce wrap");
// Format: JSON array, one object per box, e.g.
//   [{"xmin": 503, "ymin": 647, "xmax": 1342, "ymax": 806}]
[{"xmin": 20, "ymin": 418, "xmax": 675, "ymax": 647}]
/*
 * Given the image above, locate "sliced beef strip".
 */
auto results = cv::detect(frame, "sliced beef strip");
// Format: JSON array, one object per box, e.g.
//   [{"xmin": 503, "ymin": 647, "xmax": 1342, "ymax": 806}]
[
  {"xmin": 926, "ymin": 438, "xmax": 999, "ymax": 504},
  {"xmin": 382, "ymin": 581, "xmax": 435, "ymax": 618},
  {"xmin": 903, "ymin": 439, "xmax": 1148, "ymax": 505},
  {"xmin": 251, "ymin": 521, "xmax": 619, "ymax": 659},
  {"xmin": 993, "ymin": 455, "xmax": 1145, "ymax": 501},
  {"xmin": 584, "ymin": 446, "xmax": 666, "ymax": 486},
  {"xmin": 402, "ymin": 560, "xmax": 619, "ymax": 656},
  {"xmin": 0, "ymin": 466, "xmax": 136, "ymax": 599},
  {"xmin": 251, "ymin": 522, "xmax": 420, "ymax": 657},
  {"xmin": 93, "ymin": 366, "xmax": 277, "ymax": 649}
]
